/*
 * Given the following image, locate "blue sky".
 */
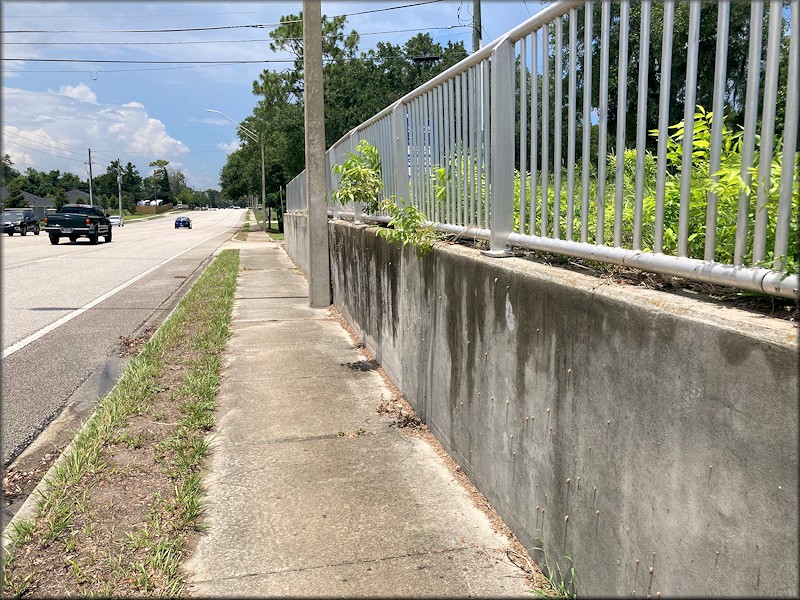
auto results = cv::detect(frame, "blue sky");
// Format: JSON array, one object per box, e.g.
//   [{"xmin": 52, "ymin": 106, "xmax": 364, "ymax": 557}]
[{"xmin": 2, "ymin": 1, "xmax": 544, "ymax": 192}]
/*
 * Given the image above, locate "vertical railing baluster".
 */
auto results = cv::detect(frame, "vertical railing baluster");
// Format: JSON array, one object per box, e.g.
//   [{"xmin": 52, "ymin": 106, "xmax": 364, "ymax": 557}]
[
  {"xmin": 567, "ymin": 8, "xmax": 578, "ymax": 241},
  {"xmin": 554, "ymin": 16, "xmax": 563, "ymax": 239},
  {"xmin": 468, "ymin": 65, "xmax": 476, "ymax": 227},
  {"xmin": 462, "ymin": 71, "xmax": 469, "ymax": 227},
  {"xmin": 752, "ymin": 0, "xmax": 784, "ymax": 264},
  {"xmin": 531, "ymin": 29, "xmax": 539, "ymax": 235},
  {"xmin": 613, "ymin": 0, "xmax": 630, "ymax": 248},
  {"xmin": 705, "ymin": 0, "xmax": 730, "ymax": 261},
  {"xmin": 678, "ymin": 1, "xmax": 701, "ymax": 258},
  {"xmin": 774, "ymin": 0, "xmax": 800, "ymax": 272},
  {"xmin": 432, "ymin": 85, "xmax": 448, "ymax": 221},
  {"xmin": 633, "ymin": 0, "xmax": 651, "ymax": 251},
  {"xmin": 581, "ymin": 1, "xmax": 593, "ymax": 244},
  {"xmin": 520, "ymin": 37, "xmax": 528, "ymax": 234},
  {"xmin": 597, "ymin": 0, "xmax": 611, "ymax": 246},
  {"xmin": 735, "ymin": 1, "xmax": 764, "ymax": 265},
  {"xmin": 484, "ymin": 59, "xmax": 491, "ymax": 229},
  {"xmin": 653, "ymin": 0, "xmax": 674, "ymax": 254},
  {"xmin": 541, "ymin": 22, "xmax": 550, "ymax": 238}
]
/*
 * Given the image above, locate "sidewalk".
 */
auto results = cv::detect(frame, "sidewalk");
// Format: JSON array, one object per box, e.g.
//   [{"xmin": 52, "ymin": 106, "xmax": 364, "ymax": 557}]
[{"xmin": 183, "ymin": 232, "xmax": 531, "ymax": 597}]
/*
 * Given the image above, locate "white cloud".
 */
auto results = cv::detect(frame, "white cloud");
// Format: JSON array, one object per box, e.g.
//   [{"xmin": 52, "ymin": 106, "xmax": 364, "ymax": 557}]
[
  {"xmin": 58, "ymin": 83, "xmax": 97, "ymax": 104},
  {"xmin": 1, "ymin": 85, "xmax": 189, "ymax": 178},
  {"xmin": 217, "ymin": 139, "xmax": 240, "ymax": 154}
]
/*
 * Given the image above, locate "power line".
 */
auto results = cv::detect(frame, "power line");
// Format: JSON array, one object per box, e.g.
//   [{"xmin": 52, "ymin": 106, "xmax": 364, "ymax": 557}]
[
  {"xmin": 3, "ymin": 121, "xmax": 94, "ymax": 153},
  {"xmin": 3, "ymin": 26, "xmax": 468, "ymax": 46},
  {"xmin": 2, "ymin": 1, "xmax": 446, "ymax": 35},
  {"xmin": 3, "ymin": 24, "xmax": 273, "ymax": 34},
  {"xmin": 3, "ymin": 58, "xmax": 291, "ymax": 65},
  {"xmin": 4, "ymin": 47, "xmax": 469, "ymax": 66},
  {"xmin": 3, "ymin": 139, "xmax": 94, "ymax": 164}
]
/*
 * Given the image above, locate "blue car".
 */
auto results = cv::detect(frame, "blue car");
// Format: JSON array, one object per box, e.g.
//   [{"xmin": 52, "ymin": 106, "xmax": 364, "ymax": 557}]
[{"xmin": 175, "ymin": 217, "xmax": 192, "ymax": 229}]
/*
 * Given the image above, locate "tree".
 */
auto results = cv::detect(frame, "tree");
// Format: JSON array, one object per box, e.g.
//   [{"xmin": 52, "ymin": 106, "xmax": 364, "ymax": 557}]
[
  {"xmin": 120, "ymin": 162, "xmax": 142, "ymax": 200},
  {"xmin": 5, "ymin": 178, "xmax": 27, "ymax": 208},
  {"xmin": 54, "ymin": 187, "xmax": 68, "ymax": 211},
  {"xmin": 2, "ymin": 154, "xmax": 20, "ymax": 187},
  {"xmin": 148, "ymin": 159, "xmax": 171, "ymax": 200},
  {"xmin": 175, "ymin": 187, "xmax": 194, "ymax": 206},
  {"xmin": 92, "ymin": 162, "xmax": 121, "ymax": 198},
  {"xmin": 167, "ymin": 168, "xmax": 186, "ymax": 197}
]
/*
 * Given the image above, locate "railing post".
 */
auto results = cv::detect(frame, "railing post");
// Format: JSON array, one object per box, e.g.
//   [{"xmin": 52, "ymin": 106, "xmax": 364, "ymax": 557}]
[
  {"xmin": 328, "ymin": 150, "xmax": 340, "ymax": 219},
  {"xmin": 392, "ymin": 103, "xmax": 410, "ymax": 205},
  {"xmin": 349, "ymin": 130, "xmax": 364, "ymax": 223},
  {"xmin": 486, "ymin": 38, "xmax": 515, "ymax": 256}
]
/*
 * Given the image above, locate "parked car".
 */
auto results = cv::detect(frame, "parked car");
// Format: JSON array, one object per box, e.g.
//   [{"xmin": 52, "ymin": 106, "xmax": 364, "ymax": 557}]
[
  {"xmin": 175, "ymin": 216, "xmax": 192, "ymax": 229},
  {"xmin": 2, "ymin": 209, "xmax": 40, "ymax": 236},
  {"xmin": 109, "ymin": 215, "xmax": 124, "ymax": 227},
  {"xmin": 44, "ymin": 204, "xmax": 112, "ymax": 245}
]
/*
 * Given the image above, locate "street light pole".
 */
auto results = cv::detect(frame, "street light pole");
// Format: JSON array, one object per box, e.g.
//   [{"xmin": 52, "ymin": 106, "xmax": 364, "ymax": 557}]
[{"xmin": 206, "ymin": 109, "xmax": 266, "ymax": 232}]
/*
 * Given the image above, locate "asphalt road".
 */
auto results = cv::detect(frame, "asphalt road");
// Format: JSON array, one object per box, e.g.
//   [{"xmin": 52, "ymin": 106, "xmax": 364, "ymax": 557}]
[{"xmin": 1, "ymin": 209, "xmax": 244, "ymax": 468}]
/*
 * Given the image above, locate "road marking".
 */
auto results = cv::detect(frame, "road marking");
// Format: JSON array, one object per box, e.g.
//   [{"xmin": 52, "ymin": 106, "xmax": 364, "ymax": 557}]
[{"xmin": 2, "ymin": 231, "xmax": 232, "ymax": 360}]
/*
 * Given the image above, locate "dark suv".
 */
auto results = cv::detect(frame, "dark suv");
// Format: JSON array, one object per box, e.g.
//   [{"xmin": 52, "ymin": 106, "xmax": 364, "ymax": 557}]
[{"xmin": 2, "ymin": 209, "xmax": 40, "ymax": 236}]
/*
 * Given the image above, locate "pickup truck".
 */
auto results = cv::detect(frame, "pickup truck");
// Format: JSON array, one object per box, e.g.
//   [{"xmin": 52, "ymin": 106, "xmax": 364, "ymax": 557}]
[{"xmin": 44, "ymin": 204, "xmax": 113, "ymax": 245}]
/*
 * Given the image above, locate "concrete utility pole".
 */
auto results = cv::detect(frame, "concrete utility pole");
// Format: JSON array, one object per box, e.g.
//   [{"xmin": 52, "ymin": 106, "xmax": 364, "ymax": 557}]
[
  {"xmin": 303, "ymin": 0, "xmax": 331, "ymax": 307},
  {"xmin": 473, "ymin": 0, "xmax": 482, "ymax": 52}
]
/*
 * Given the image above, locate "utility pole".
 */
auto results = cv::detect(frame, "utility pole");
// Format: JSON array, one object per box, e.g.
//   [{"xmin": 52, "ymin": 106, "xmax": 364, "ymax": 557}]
[
  {"xmin": 116, "ymin": 159, "xmax": 123, "ymax": 219},
  {"xmin": 259, "ymin": 136, "xmax": 266, "ymax": 232},
  {"xmin": 303, "ymin": 0, "xmax": 331, "ymax": 307},
  {"xmin": 473, "ymin": 0, "xmax": 482, "ymax": 52},
  {"xmin": 87, "ymin": 148, "xmax": 94, "ymax": 205}
]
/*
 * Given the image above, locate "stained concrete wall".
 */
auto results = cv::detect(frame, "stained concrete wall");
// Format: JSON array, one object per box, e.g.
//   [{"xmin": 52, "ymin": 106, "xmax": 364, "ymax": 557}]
[
  {"xmin": 285, "ymin": 213, "xmax": 310, "ymax": 276},
  {"xmin": 325, "ymin": 220, "xmax": 798, "ymax": 597}
]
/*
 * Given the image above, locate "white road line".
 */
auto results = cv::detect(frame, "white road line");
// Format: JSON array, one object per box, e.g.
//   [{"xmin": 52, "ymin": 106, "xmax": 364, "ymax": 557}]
[{"xmin": 2, "ymin": 231, "xmax": 229, "ymax": 360}]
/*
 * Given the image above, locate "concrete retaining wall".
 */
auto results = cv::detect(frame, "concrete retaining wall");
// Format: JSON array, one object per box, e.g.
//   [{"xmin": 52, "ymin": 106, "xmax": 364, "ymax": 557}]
[
  {"xmin": 326, "ymin": 220, "xmax": 798, "ymax": 597},
  {"xmin": 285, "ymin": 213, "xmax": 310, "ymax": 276}
]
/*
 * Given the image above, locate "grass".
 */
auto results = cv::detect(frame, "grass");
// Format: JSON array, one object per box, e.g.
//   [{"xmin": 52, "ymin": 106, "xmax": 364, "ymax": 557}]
[
  {"xmin": 1, "ymin": 249, "xmax": 239, "ymax": 598},
  {"xmin": 530, "ymin": 538, "xmax": 578, "ymax": 599}
]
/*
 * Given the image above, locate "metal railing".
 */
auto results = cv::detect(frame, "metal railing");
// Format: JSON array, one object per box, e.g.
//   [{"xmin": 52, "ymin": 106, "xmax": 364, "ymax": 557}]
[{"xmin": 287, "ymin": 0, "xmax": 800, "ymax": 299}]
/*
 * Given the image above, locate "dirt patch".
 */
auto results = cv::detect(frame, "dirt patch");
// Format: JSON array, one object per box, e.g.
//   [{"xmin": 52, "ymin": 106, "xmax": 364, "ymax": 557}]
[
  {"xmin": 3, "ymin": 448, "xmax": 64, "ymax": 512},
  {"xmin": 117, "ymin": 325, "xmax": 158, "ymax": 358}
]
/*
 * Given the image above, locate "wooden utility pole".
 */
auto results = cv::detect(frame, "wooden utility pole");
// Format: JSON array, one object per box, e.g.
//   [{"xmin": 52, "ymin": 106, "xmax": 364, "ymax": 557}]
[{"xmin": 303, "ymin": 0, "xmax": 331, "ymax": 307}]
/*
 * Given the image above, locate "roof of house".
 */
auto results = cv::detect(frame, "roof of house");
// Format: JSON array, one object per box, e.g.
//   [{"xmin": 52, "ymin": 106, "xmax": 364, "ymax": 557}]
[
  {"xmin": 66, "ymin": 189, "xmax": 91, "ymax": 203},
  {"xmin": 0, "ymin": 186, "xmax": 54, "ymax": 208}
]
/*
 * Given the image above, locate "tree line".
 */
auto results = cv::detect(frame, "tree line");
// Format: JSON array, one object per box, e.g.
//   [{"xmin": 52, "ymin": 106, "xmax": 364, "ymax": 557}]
[{"xmin": 1, "ymin": 154, "xmax": 225, "ymax": 212}]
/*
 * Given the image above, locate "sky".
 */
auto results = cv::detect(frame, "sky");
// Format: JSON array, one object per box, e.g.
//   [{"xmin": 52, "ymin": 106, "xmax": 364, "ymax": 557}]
[{"xmin": 2, "ymin": 0, "xmax": 545, "ymax": 192}]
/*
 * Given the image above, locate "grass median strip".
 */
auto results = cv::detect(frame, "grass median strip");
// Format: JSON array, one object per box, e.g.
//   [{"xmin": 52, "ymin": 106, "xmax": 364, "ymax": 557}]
[{"xmin": 2, "ymin": 249, "xmax": 239, "ymax": 598}]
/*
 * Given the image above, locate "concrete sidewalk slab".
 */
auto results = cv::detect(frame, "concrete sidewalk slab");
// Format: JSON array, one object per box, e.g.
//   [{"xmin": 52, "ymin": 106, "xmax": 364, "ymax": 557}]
[
  {"xmin": 233, "ymin": 298, "xmax": 319, "ymax": 322},
  {"xmin": 184, "ymin": 241, "xmax": 531, "ymax": 597},
  {"xmin": 216, "ymin": 377, "xmax": 389, "ymax": 441},
  {"xmin": 236, "ymin": 270, "xmax": 309, "ymax": 297}
]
